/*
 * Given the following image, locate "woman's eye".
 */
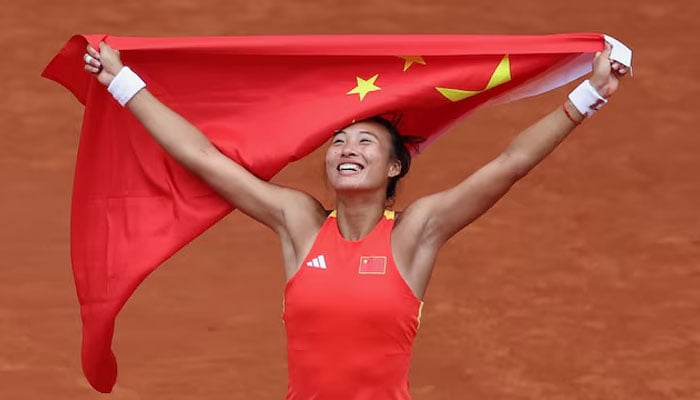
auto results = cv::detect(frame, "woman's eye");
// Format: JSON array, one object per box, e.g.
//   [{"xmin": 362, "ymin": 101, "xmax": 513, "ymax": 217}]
[{"xmin": 360, "ymin": 138, "xmax": 371, "ymax": 143}]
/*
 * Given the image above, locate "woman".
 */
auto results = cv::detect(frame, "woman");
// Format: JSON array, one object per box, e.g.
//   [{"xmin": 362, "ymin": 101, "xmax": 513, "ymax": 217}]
[{"xmin": 83, "ymin": 42, "xmax": 627, "ymax": 399}]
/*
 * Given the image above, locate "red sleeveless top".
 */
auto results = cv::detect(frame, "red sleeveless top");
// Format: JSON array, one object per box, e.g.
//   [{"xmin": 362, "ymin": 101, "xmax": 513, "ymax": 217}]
[{"xmin": 283, "ymin": 210, "xmax": 423, "ymax": 400}]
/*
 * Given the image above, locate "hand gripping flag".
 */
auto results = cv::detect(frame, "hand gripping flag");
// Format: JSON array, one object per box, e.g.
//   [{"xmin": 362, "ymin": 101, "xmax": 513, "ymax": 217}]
[{"xmin": 42, "ymin": 33, "xmax": 631, "ymax": 392}]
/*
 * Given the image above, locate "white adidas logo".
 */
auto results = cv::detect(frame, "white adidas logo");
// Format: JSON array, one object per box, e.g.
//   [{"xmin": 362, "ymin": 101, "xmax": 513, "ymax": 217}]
[{"xmin": 306, "ymin": 255, "xmax": 327, "ymax": 269}]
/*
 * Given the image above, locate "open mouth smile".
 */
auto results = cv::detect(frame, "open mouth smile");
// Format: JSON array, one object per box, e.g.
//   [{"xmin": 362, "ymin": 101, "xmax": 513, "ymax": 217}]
[{"xmin": 337, "ymin": 163, "xmax": 364, "ymax": 172}]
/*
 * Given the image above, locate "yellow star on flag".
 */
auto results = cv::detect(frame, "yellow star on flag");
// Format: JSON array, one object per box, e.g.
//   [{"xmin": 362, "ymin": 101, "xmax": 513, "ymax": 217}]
[
  {"xmin": 398, "ymin": 55, "xmax": 426, "ymax": 72},
  {"xmin": 436, "ymin": 55, "xmax": 512, "ymax": 102},
  {"xmin": 347, "ymin": 74, "xmax": 381, "ymax": 101}
]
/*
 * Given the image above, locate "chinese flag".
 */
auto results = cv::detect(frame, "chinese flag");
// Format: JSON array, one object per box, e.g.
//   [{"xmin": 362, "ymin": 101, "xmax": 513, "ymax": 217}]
[
  {"xmin": 359, "ymin": 256, "xmax": 388, "ymax": 274},
  {"xmin": 42, "ymin": 33, "xmax": 630, "ymax": 392}
]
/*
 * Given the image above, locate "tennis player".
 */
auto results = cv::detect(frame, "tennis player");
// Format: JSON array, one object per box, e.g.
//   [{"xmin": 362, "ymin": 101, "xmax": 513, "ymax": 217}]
[{"xmin": 83, "ymin": 41, "xmax": 626, "ymax": 399}]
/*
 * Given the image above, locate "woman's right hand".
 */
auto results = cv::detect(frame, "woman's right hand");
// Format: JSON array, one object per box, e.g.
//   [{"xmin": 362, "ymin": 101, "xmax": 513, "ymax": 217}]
[{"xmin": 84, "ymin": 42, "xmax": 124, "ymax": 87}]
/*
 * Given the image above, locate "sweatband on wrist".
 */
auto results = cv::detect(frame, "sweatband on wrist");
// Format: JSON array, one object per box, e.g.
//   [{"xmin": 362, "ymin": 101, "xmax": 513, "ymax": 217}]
[
  {"xmin": 567, "ymin": 80, "xmax": 607, "ymax": 118},
  {"xmin": 108, "ymin": 67, "xmax": 146, "ymax": 107}
]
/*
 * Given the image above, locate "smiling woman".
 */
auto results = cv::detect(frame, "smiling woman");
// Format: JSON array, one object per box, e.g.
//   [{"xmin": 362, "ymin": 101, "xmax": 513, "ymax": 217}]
[
  {"xmin": 81, "ymin": 38, "xmax": 627, "ymax": 399},
  {"xmin": 326, "ymin": 116, "xmax": 423, "ymax": 205}
]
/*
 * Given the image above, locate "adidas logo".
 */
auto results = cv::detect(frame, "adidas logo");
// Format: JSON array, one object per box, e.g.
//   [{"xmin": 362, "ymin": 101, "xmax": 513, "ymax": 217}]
[{"xmin": 306, "ymin": 255, "xmax": 327, "ymax": 269}]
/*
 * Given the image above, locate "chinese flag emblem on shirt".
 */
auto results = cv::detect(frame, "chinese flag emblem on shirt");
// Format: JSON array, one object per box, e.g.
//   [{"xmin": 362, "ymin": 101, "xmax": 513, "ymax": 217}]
[
  {"xmin": 359, "ymin": 256, "xmax": 388, "ymax": 274},
  {"xmin": 42, "ymin": 33, "xmax": 630, "ymax": 393}
]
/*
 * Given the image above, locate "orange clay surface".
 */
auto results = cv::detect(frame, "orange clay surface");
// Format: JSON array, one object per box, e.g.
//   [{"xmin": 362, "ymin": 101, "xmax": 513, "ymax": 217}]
[{"xmin": 2, "ymin": 0, "xmax": 699, "ymax": 399}]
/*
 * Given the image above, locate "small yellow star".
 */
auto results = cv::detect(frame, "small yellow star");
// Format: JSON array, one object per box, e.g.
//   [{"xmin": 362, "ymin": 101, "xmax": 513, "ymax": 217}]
[
  {"xmin": 347, "ymin": 74, "xmax": 381, "ymax": 101},
  {"xmin": 398, "ymin": 55, "xmax": 426, "ymax": 72}
]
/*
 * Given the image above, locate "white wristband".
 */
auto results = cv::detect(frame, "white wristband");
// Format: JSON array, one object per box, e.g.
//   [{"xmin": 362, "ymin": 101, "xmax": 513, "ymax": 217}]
[
  {"xmin": 568, "ymin": 80, "xmax": 607, "ymax": 117},
  {"xmin": 108, "ymin": 67, "xmax": 146, "ymax": 107}
]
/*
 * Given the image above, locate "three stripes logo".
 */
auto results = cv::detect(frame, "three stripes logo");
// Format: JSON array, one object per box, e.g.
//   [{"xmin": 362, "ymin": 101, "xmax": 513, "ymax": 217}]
[{"xmin": 306, "ymin": 255, "xmax": 327, "ymax": 269}]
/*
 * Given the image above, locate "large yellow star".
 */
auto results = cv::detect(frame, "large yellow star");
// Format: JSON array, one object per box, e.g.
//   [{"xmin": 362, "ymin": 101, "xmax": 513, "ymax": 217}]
[
  {"xmin": 347, "ymin": 74, "xmax": 381, "ymax": 101},
  {"xmin": 436, "ymin": 55, "xmax": 512, "ymax": 102},
  {"xmin": 398, "ymin": 55, "xmax": 426, "ymax": 72}
]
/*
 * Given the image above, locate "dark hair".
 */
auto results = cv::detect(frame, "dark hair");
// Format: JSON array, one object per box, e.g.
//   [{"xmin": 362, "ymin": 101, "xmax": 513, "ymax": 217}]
[{"xmin": 360, "ymin": 115, "xmax": 425, "ymax": 202}]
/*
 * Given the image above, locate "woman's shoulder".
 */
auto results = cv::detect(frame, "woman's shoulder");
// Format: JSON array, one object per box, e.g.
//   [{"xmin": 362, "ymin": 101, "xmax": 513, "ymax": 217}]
[
  {"xmin": 390, "ymin": 200, "xmax": 432, "ymax": 239},
  {"xmin": 275, "ymin": 188, "xmax": 327, "ymax": 231},
  {"xmin": 387, "ymin": 208, "xmax": 403, "ymax": 221}
]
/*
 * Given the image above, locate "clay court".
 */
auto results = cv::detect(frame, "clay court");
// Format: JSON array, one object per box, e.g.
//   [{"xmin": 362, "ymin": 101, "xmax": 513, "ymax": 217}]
[{"xmin": 2, "ymin": 0, "xmax": 699, "ymax": 398}]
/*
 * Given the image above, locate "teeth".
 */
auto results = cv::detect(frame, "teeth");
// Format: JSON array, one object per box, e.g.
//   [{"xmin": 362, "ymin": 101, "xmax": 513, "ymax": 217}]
[{"xmin": 338, "ymin": 163, "xmax": 362, "ymax": 171}]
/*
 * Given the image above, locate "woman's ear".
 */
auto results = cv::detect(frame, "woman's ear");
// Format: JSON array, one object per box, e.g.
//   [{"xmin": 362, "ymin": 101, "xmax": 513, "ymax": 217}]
[{"xmin": 388, "ymin": 160, "xmax": 402, "ymax": 178}]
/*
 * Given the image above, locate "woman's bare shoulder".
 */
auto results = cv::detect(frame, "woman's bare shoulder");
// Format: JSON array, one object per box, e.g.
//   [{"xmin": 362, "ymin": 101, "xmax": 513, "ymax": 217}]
[{"xmin": 280, "ymin": 188, "xmax": 328, "ymax": 231}]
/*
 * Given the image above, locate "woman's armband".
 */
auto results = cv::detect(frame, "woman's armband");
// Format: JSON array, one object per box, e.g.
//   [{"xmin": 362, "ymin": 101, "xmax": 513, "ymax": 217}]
[
  {"xmin": 567, "ymin": 80, "xmax": 607, "ymax": 118},
  {"xmin": 108, "ymin": 67, "xmax": 146, "ymax": 107}
]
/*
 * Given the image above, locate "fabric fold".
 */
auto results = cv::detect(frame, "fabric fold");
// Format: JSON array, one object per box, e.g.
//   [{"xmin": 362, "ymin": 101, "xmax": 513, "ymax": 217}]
[{"xmin": 42, "ymin": 33, "xmax": 631, "ymax": 392}]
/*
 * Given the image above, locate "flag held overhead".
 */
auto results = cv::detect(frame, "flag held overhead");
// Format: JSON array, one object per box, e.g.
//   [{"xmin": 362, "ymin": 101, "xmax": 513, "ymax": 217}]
[{"xmin": 42, "ymin": 33, "xmax": 631, "ymax": 393}]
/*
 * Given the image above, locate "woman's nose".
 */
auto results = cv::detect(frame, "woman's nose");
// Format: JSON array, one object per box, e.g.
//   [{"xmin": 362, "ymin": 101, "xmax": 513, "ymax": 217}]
[{"xmin": 341, "ymin": 142, "xmax": 358, "ymax": 156}]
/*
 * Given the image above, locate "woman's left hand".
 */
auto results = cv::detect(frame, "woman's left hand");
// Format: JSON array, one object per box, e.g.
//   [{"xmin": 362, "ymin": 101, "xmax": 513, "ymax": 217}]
[{"xmin": 589, "ymin": 44, "xmax": 629, "ymax": 98}]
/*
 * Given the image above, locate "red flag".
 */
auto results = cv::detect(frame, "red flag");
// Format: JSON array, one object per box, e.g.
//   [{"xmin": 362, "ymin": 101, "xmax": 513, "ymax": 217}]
[
  {"xmin": 359, "ymin": 256, "xmax": 388, "ymax": 274},
  {"xmin": 42, "ymin": 33, "xmax": 628, "ymax": 392}
]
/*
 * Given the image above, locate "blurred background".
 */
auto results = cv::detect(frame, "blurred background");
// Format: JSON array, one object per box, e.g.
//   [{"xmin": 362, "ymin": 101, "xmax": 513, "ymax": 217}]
[{"xmin": 2, "ymin": 0, "xmax": 699, "ymax": 398}]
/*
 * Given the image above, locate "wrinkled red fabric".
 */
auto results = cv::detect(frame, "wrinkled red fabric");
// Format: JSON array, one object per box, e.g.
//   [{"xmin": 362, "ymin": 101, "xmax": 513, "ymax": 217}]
[{"xmin": 42, "ymin": 33, "xmax": 606, "ymax": 392}]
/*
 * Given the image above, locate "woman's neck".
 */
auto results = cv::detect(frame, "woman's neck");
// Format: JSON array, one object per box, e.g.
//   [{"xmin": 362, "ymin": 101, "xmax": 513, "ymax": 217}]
[{"xmin": 334, "ymin": 193, "xmax": 387, "ymax": 241}]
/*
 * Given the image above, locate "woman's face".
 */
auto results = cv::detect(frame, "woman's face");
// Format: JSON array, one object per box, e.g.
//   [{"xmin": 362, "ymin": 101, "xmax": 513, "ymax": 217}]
[{"xmin": 325, "ymin": 121, "xmax": 401, "ymax": 197}]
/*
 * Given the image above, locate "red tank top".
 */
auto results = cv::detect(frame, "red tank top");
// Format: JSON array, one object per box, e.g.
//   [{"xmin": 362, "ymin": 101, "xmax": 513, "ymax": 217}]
[{"xmin": 283, "ymin": 210, "xmax": 423, "ymax": 400}]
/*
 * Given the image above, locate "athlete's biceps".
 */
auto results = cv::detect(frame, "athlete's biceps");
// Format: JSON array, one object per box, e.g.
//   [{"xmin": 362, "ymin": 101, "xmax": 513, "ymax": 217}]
[{"xmin": 201, "ymin": 157, "xmax": 287, "ymax": 226}]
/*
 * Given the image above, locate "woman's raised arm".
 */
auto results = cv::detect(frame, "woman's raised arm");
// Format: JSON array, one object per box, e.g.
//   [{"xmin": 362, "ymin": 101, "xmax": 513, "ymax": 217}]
[
  {"xmin": 402, "ymin": 45, "xmax": 628, "ymax": 248},
  {"xmin": 84, "ymin": 42, "xmax": 324, "ymax": 235}
]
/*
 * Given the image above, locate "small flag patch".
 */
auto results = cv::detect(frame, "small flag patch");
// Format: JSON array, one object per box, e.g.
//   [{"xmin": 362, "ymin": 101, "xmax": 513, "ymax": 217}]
[{"xmin": 359, "ymin": 256, "xmax": 387, "ymax": 274}]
